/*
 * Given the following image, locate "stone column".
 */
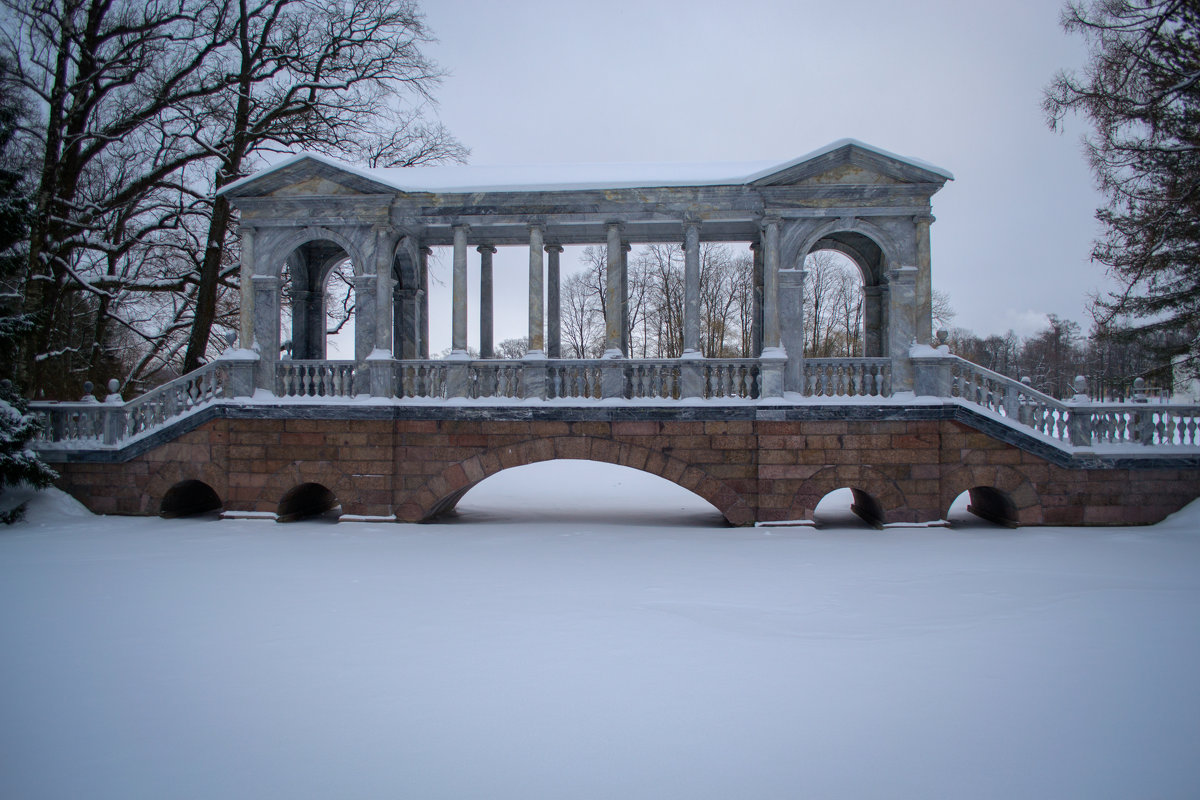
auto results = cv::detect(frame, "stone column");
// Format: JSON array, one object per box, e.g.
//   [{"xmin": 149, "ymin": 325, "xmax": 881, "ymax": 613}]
[
  {"xmin": 546, "ymin": 244, "xmax": 563, "ymax": 358},
  {"xmin": 604, "ymin": 223, "xmax": 624, "ymax": 357},
  {"xmin": 373, "ymin": 227, "xmax": 395, "ymax": 357},
  {"xmin": 683, "ymin": 221, "xmax": 701, "ymax": 356},
  {"xmin": 750, "ymin": 240, "xmax": 763, "ymax": 357},
  {"xmin": 527, "ymin": 225, "xmax": 545, "ymax": 354},
  {"xmin": 239, "ymin": 226, "xmax": 256, "ymax": 349},
  {"xmin": 451, "ymin": 224, "xmax": 470, "ymax": 355},
  {"xmin": 395, "ymin": 286, "xmax": 419, "ymax": 359},
  {"xmin": 863, "ymin": 285, "xmax": 883, "ymax": 358},
  {"xmin": 251, "ymin": 274, "xmax": 280, "ymax": 391},
  {"xmin": 478, "ymin": 244, "xmax": 496, "ymax": 358},
  {"xmin": 620, "ymin": 242, "xmax": 631, "ymax": 356},
  {"xmin": 352, "ymin": 273, "xmax": 376, "ymax": 362},
  {"xmin": 886, "ymin": 266, "xmax": 918, "ymax": 393},
  {"xmin": 915, "ymin": 215, "xmax": 934, "ymax": 345},
  {"xmin": 295, "ymin": 288, "xmax": 325, "ymax": 359},
  {"xmin": 761, "ymin": 217, "xmax": 782, "ymax": 352},
  {"xmin": 419, "ymin": 245, "xmax": 431, "ymax": 358},
  {"xmin": 780, "ymin": 267, "xmax": 807, "ymax": 393}
]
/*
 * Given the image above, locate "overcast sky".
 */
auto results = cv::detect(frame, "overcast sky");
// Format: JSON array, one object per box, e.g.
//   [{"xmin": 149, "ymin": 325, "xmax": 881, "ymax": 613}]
[{"xmin": 387, "ymin": 0, "xmax": 1103, "ymax": 353}]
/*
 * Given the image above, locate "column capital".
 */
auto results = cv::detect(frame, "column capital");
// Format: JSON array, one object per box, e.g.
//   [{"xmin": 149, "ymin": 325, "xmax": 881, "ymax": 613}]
[
  {"xmin": 419, "ymin": 245, "xmax": 433, "ymax": 257},
  {"xmin": 452, "ymin": 222, "xmax": 471, "ymax": 234},
  {"xmin": 476, "ymin": 244, "xmax": 497, "ymax": 255},
  {"xmin": 606, "ymin": 220, "xmax": 625, "ymax": 234},
  {"xmin": 749, "ymin": 240, "xmax": 760, "ymax": 252},
  {"xmin": 913, "ymin": 214, "xmax": 936, "ymax": 226},
  {"xmin": 621, "ymin": 242, "xmax": 632, "ymax": 253},
  {"xmin": 760, "ymin": 215, "xmax": 782, "ymax": 229},
  {"xmin": 251, "ymin": 274, "xmax": 280, "ymax": 288},
  {"xmin": 528, "ymin": 221, "xmax": 545, "ymax": 233},
  {"xmin": 544, "ymin": 243, "xmax": 564, "ymax": 254}
]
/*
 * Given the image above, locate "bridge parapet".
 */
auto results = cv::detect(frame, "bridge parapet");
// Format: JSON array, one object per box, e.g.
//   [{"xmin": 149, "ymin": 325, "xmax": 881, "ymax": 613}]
[{"xmin": 28, "ymin": 355, "xmax": 1200, "ymax": 454}]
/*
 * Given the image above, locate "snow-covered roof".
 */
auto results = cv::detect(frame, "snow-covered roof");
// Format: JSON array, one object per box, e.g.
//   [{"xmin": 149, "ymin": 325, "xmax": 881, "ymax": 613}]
[{"xmin": 218, "ymin": 138, "xmax": 953, "ymax": 197}]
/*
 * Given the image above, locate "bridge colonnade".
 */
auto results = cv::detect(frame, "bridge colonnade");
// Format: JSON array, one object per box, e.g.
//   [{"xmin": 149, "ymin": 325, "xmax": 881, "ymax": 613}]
[{"xmin": 223, "ymin": 141, "xmax": 947, "ymax": 399}]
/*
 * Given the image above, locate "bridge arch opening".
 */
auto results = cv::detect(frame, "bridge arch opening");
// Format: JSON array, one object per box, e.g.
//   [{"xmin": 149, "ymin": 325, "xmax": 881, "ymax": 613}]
[
  {"xmin": 948, "ymin": 487, "xmax": 1019, "ymax": 529},
  {"xmin": 160, "ymin": 480, "xmax": 222, "ymax": 518},
  {"xmin": 278, "ymin": 482, "xmax": 341, "ymax": 523},
  {"xmin": 814, "ymin": 487, "xmax": 886, "ymax": 529},
  {"xmin": 428, "ymin": 459, "xmax": 728, "ymax": 528},
  {"xmin": 279, "ymin": 239, "xmax": 356, "ymax": 360}
]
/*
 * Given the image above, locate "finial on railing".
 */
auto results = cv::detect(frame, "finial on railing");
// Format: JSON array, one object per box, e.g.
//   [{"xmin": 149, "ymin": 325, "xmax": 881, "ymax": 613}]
[
  {"xmin": 1072, "ymin": 375, "xmax": 1090, "ymax": 403},
  {"xmin": 81, "ymin": 381, "xmax": 97, "ymax": 403},
  {"xmin": 1133, "ymin": 376, "xmax": 1148, "ymax": 404},
  {"xmin": 105, "ymin": 379, "xmax": 122, "ymax": 403},
  {"xmin": 224, "ymin": 330, "xmax": 237, "ymax": 351}
]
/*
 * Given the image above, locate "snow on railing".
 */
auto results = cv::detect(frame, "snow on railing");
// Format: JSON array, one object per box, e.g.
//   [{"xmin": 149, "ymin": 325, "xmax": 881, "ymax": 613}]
[
  {"xmin": 945, "ymin": 356, "xmax": 1200, "ymax": 447},
  {"xmin": 30, "ymin": 353, "xmax": 1200, "ymax": 452},
  {"xmin": 32, "ymin": 359, "xmax": 235, "ymax": 446},
  {"xmin": 804, "ymin": 358, "xmax": 891, "ymax": 397}
]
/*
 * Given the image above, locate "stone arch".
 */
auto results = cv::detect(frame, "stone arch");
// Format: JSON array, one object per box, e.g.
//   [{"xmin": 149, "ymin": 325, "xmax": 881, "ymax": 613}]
[
  {"xmin": 787, "ymin": 217, "xmax": 901, "ymax": 280},
  {"xmin": 261, "ymin": 225, "xmax": 368, "ymax": 280},
  {"xmin": 788, "ymin": 219, "xmax": 901, "ymax": 360},
  {"xmin": 401, "ymin": 435, "xmax": 755, "ymax": 526},
  {"xmin": 160, "ymin": 480, "xmax": 223, "ymax": 518},
  {"xmin": 277, "ymin": 482, "xmax": 340, "ymax": 522},
  {"xmin": 142, "ymin": 458, "xmax": 229, "ymax": 517},
  {"xmin": 941, "ymin": 464, "xmax": 1041, "ymax": 526},
  {"xmin": 786, "ymin": 464, "xmax": 908, "ymax": 525},
  {"xmin": 950, "ymin": 486, "xmax": 1020, "ymax": 528},
  {"xmin": 257, "ymin": 460, "xmax": 357, "ymax": 517}
]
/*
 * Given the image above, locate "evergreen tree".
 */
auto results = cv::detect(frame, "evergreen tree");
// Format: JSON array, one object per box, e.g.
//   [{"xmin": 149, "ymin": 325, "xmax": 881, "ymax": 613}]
[
  {"xmin": 1045, "ymin": 1, "xmax": 1200, "ymax": 375},
  {"xmin": 0, "ymin": 58, "xmax": 55, "ymax": 523}
]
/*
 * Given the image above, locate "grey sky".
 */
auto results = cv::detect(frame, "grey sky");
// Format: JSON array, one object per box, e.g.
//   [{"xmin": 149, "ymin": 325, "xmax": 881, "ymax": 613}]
[{"xmin": 404, "ymin": 0, "xmax": 1101, "ymax": 353}]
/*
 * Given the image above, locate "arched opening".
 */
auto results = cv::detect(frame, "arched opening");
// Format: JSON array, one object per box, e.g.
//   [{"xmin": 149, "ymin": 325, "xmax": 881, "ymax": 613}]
[
  {"xmin": 813, "ymin": 487, "xmax": 886, "ymax": 530},
  {"xmin": 277, "ymin": 482, "xmax": 340, "ymax": 523},
  {"xmin": 948, "ymin": 487, "xmax": 1019, "ymax": 529},
  {"xmin": 804, "ymin": 231, "xmax": 886, "ymax": 358},
  {"xmin": 426, "ymin": 459, "xmax": 728, "ymax": 528},
  {"xmin": 279, "ymin": 239, "xmax": 356, "ymax": 360},
  {"xmin": 160, "ymin": 480, "xmax": 222, "ymax": 518}
]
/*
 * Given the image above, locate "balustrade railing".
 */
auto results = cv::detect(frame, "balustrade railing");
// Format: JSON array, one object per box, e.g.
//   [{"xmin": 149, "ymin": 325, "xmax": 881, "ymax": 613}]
[
  {"xmin": 33, "ymin": 360, "xmax": 232, "ymax": 446},
  {"xmin": 276, "ymin": 361, "xmax": 358, "ymax": 398},
  {"xmin": 468, "ymin": 361, "xmax": 524, "ymax": 399},
  {"xmin": 548, "ymin": 361, "xmax": 602, "ymax": 399},
  {"xmin": 704, "ymin": 359, "xmax": 760, "ymax": 399},
  {"xmin": 397, "ymin": 361, "xmax": 447, "ymax": 399},
  {"xmin": 29, "ymin": 354, "xmax": 1200, "ymax": 452},
  {"xmin": 628, "ymin": 360, "xmax": 681, "ymax": 399},
  {"xmin": 804, "ymin": 358, "xmax": 891, "ymax": 397}
]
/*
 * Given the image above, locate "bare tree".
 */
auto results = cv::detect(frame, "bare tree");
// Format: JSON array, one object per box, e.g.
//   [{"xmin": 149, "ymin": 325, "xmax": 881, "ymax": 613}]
[
  {"xmin": 1, "ymin": 0, "xmax": 464, "ymax": 397},
  {"xmin": 560, "ymin": 269, "xmax": 603, "ymax": 358}
]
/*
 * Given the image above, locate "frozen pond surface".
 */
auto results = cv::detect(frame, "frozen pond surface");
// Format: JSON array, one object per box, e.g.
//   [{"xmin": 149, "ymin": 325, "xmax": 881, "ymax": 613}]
[{"xmin": 3, "ymin": 460, "xmax": 1199, "ymax": 799}]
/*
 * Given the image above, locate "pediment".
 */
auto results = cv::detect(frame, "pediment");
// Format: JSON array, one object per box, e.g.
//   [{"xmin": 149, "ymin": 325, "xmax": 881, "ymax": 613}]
[
  {"xmin": 749, "ymin": 142, "xmax": 952, "ymax": 188},
  {"xmin": 219, "ymin": 154, "xmax": 398, "ymax": 199}
]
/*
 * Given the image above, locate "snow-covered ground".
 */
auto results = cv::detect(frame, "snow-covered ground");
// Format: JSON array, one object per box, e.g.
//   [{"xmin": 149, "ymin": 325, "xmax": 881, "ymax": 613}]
[{"xmin": 3, "ymin": 462, "xmax": 1199, "ymax": 799}]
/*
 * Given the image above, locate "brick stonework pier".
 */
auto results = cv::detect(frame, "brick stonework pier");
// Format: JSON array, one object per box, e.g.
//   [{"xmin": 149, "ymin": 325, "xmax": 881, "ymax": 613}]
[{"xmin": 44, "ymin": 404, "xmax": 1200, "ymax": 527}]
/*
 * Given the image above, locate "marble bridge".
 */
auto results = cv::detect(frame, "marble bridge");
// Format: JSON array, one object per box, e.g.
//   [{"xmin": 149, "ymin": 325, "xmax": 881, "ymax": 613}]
[{"xmin": 30, "ymin": 141, "xmax": 1200, "ymax": 526}]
